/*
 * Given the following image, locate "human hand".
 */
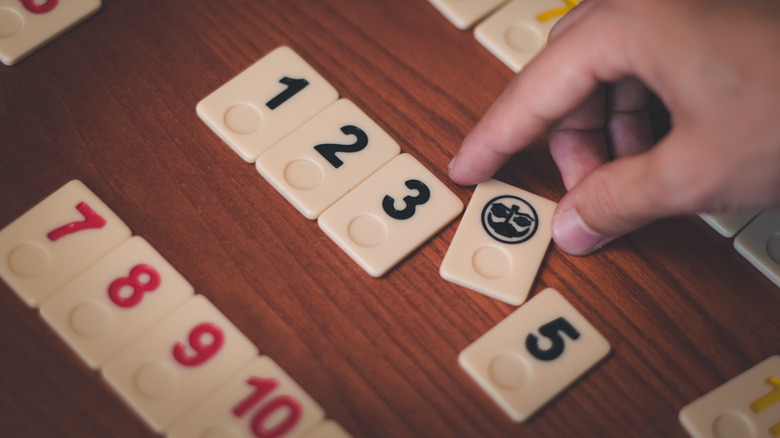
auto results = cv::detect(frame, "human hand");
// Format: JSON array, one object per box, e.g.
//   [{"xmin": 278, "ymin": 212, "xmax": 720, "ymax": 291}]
[{"xmin": 449, "ymin": 0, "xmax": 780, "ymax": 255}]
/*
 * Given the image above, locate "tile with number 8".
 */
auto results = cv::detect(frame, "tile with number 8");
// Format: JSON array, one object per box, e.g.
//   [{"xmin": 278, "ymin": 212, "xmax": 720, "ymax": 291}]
[
  {"xmin": 459, "ymin": 288, "xmax": 611, "ymax": 421},
  {"xmin": 40, "ymin": 236, "xmax": 194, "ymax": 369},
  {"xmin": 0, "ymin": 0, "xmax": 102, "ymax": 66},
  {"xmin": 197, "ymin": 46, "xmax": 339, "ymax": 162},
  {"xmin": 256, "ymin": 98, "xmax": 401, "ymax": 219},
  {"xmin": 0, "ymin": 180, "xmax": 131, "ymax": 307},
  {"xmin": 101, "ymin": 294, "xmax": 257, "ymax": 433},
  {"xmin": 318, "ymin": 153, "xmax": 463, "ymax": 277},
  {"xmin": 168, "ymin": 355, "xmax": 326, "ymax": 438}
]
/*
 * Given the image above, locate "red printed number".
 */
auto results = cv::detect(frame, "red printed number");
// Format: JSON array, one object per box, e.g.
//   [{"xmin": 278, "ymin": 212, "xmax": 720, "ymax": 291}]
[
  {"xmin": 108, "ymin": 264, "xmax": 161, "ymax": 308},
  {"xmin": 47, "ymin": 202, "xmax": 106, "ymax": 241},
  {"xmin": 232, "ymin": 377, "xmax": 303, "ymax": 438},
  {"xmin": 172, "ymin": 323, "xmax": 224, "ymax": 367},
  {"xmin": 19, "ymin": 0, "xmax": 58, "ymax": 14}
]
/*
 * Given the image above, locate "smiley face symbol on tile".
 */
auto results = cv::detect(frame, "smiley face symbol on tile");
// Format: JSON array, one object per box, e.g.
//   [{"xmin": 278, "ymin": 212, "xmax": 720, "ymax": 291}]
[{"xmin": 482, "ymin": 195, "xmax": 538, "ymax": 244}]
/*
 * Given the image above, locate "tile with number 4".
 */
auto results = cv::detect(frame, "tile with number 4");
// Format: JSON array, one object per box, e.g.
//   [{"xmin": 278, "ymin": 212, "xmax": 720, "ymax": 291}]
[
  {"xmin": 101, "ymin": 294, "xmax": 258, "ymax": 433},
  {"xmin": 0, "ymin": 0, "xmax": 101, "ymax": 66},
  {"xmin": 0, "ymin": 180, "xmax": 131, "ymax": 307},
  {"xmin": 197, "ymin": 46, "xmax": 339, "ymax": 162},
  {"xmin": 427, "ymin": 0, "xmax": 509, "ymax": 30},
  {"xmin": 318, "ymin": 154, "xmax": 463, "ymax": 277},
  {"xmin": 40, "ymin": 236, "xmax": 194, "ymax": 369},
  {"xmin": 459, "ymin": 288, "xmax": 611, "ymax": 421},
  {"xmin": 256, "ymin": 98, "xmax": 400, "ymax": 219},
  {"xmin": 168, "ymin": 355, "xmax": 326, "ymax": 438},
  {"xmin": 440, "ymin": 179, "xmax": 556, "ymax": 305},
  {"xmin": 679, "ymin": 355, "xmax": 780, "ymax": 438}
]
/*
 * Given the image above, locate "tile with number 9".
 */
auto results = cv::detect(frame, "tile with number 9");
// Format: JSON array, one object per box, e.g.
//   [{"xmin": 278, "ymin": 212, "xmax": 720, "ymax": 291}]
[
  {"xmin": 318, "ymin": 153, "xmax": 463, "ymax": 277},
  {"xmin": 40, "ymin": 236, "xmax": 194, "ymax": 369},
  {"xmin": 168, "ymin": 355, "xmax": 326, "ymax": 438},
  {"xmin": 197, "ymin": 46, "xmax": 339, "ymax": 163},
  {"xmin": 459, "ymin": 288, "xmax": 611, "ymax": 421},
  {"xmin": 101, "ymin": 294, "xmax": 258, "ymax": 433},
  {"xmin": 0, "ymin": 180, "xmax": 131, "ymax": 307}
]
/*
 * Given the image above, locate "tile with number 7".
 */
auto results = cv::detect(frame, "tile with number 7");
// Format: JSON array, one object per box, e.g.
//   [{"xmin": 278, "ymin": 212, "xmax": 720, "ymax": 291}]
[
  {"xmin": 0, "ymin": 180, "xmax": 131, "ymax": 307},
  {"xmin": 318, "ymin": 154, "xmax": 463, "ymax": 277},
  {"xmin": 101, "ymin": 294, "xmax": 258, "ymax": 433},
  {"xmin": 459, "ymin": 288, "xmax": 611, "ymax": 421},
  {"xmin": 40, "ymin": 236, "xmax": 194, "ymax": 369},
  {"xmin": 168, "ymin": 355, "xmax": 325, "ymax": 438}
]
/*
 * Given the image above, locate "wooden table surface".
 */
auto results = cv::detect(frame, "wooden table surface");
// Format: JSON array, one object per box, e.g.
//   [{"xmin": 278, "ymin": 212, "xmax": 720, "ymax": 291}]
[{"xmin": 1, "ymin": 1, "xmax": 777, "ymax": 437}]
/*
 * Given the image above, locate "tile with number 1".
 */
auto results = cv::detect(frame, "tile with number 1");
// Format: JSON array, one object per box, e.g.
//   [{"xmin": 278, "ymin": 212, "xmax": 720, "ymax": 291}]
[{"xmin": 0, "ymin": 180, "xmax": 131, "ymax": 307}]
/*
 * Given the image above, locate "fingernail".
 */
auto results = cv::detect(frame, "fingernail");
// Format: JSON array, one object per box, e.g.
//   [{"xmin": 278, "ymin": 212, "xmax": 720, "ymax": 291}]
[
  {"xmin": 448, "ymin": 155, "xmax": 457, "ymax": 177},
  {"xmin": 552, "ymin": 208, "xmax": 606, "ymax": 256}
]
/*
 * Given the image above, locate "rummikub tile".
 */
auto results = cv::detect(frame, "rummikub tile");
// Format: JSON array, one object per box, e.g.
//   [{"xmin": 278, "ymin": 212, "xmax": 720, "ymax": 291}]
[
  {"xmin": 734, "ymin": 209, "xmax": 780, "ymax": 288},
  {"xmin": 0, "ymin": 0, "xmax": 101, "ymax": 66},
  {"xmin": 302, "ymin": 420, "xmax": 353, "ymax": 438},
  {"xmin": 168, "ymin": 355, "xmax": 326, "ymax": 438},
  {"xmin": 458, "ymin": 288, "xmax": 611, "ymax": 421},
  {"xmin": 101, "ymin": 294, "xmax": 257, "ymax": 433},
  {"xmin": 256, "ymin": 98, "xmax": 401, "ymax": 219},
  {"xmin": 427, "ymin": 0, "xmax": 510, "ymax": 30},
  {"xmin": 699, "ymin": 211, "xmax": 761, "ymax": 238},
  {"xmin": 440, "ymin": 179, "xmax": 555, "ymax": 305},
  {"xmin": 679, "ymin": 355, "xmax": 780, "ymax": 438},
  {"xmin": 40, "ymin": 236, "xmax": 194, "ymax": 369},
  {"xmin": 318, "ymin": 153, "xmax": 463, "ymax": 277},
  {"xmin": 0, "ymin": 180, "xmax": 131, "ymax": 307},
  {"xmin": 197, "ymin": 46, "xmax": 339, "ymax": 163},
  {"xmin": 474, "ymin": 0, "xmax": 577, "ymax": 72}
]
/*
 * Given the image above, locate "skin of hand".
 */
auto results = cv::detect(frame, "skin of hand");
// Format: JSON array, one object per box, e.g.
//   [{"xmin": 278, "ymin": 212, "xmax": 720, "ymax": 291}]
[{"xmin": 449, "ymin": 0, "xmax": 780, "ymax": 255}]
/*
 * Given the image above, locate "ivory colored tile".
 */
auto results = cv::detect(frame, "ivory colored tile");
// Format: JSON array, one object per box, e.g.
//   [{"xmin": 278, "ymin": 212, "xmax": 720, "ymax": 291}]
[
  {"xmin": 699, "ymin": 211, "xmax": 761, "ymax": 238},
  {"xmin": 440, "ymin": 179, "xmax": 555, "ymax": 305},
  {"xmin": 197, "ymin": 46, "xmax": 339, "ymax": 163},
  {"xmin": 256, "ymin": 99, "xmax": 400, "ymax": 219},
  {"xmin": 474, "ymin": 0, "xmax": 576, "ymax": 72},
  {"xmin": 168, "ymin": 355, "xmax": 325, "ymax": 438},
  {"xmin": 458, "ymin": 288, "xmax": 611, "ymax": 421},
  {"xmin": 0, "ymin": 0, "xmax": 101, "ymax": 66},
  {"xmin": 101, "ymin": 294, "xmax": 257, "ymax": 433},
  {"xmin": 427, "ymin": 0, "xmax": 509, "ymax": 30},
  {"xmin": 39, "ymin": 236, "xmax": 194, "ymax": 369},
  {"xmin": 302, "ymin": 420, "xmax": 353, "ymax": 438},
  {"xmin": 734, "ymin": 209, "xmax": 780, "ymax": 288},
  {"xmin": 679, "ymin": 355, "xmax": 780, "ymax": 438},
  {"xmin": 0, "ymin": 180, "xmax": 131, "ymax": 307},
  {"xmin": 318, "ymin": 154, "xmax": 463, "ymax": 277}
]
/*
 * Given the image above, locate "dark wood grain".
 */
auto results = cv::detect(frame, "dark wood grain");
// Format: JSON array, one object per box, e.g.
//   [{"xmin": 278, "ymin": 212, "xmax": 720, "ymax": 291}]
[{"xmin": 0, "ymin": 1, "xmax": 777, "ymax": 437}]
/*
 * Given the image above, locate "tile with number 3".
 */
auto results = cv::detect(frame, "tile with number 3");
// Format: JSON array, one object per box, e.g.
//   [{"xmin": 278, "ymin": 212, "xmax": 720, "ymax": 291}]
[{"xmin": 0, "ymin": 180, "xmax": 131, "ymax": 307}]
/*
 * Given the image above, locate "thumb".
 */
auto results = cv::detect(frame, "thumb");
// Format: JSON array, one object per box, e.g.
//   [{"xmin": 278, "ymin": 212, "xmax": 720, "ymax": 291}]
[{"xmin": 551, "ymin": 131, "xmax": 701, "ymax": 255}]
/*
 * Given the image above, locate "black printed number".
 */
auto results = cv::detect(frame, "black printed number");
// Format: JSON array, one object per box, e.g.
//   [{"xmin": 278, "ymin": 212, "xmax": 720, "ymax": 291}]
[
  {"xmin": 266, "ymin": 77, "xmax": 309, "ymax": 110},
  {"xmin": 382, "ymin": 180, "xmax": 431, "ymax": 220},
  {"xmin": 525, "ymin": 317, "xmax": 580, "ymax": 361},
  {"xmin": 314, "ymin": 125, "xmax": 369, "ymax": 168}
]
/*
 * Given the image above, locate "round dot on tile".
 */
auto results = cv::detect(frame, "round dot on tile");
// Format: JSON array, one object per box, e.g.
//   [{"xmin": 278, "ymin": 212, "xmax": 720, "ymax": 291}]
[
  {"xmin": 201, "ymin": 425, "xmax": 243, "ymax": 438},
  {"xmin": 472, "ymin": 246, "xmax": 511, "ymax": 279},
  {"xmin": 348, "ymin": 215, "xmax": 386, "ymax": 248},
  {"xmin": 712, "ymin": 412, "xmax": 755, "ymax": 438},
  {"xmin": 504, "ymin": 24, "xmax": 542, "ymax": 54},
  {"xmin": 0, "ymin": 7, "xmax": 23, "ymax": 38},
  {"xmin": 766, "ymin": 234, "xmax": 780, "ymax": 265},
  {"xmin": 135, "ymin": 361, "xmax": 179, "ymax": 399},
  {"xmin": 70, "ymin": 301, "xmax": 113, "ymax": 338},
  {"xmin": 8, "ymin": 243, "xmax": 50, "ymax": 277},
  {"xmin": 488, "ymin": 352, "xmax": 530, "ymax": 390},
  {"xmin": 284, "ymin": 159, "xmax": 323, "ymax": 191},
  {"xmin": 224, "ymin": 104, "xmax": 262, "ymax": 135}
]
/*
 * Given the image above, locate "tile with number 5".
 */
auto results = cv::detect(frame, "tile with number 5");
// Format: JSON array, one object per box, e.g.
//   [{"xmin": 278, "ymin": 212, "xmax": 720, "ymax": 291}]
[
  {"xmin": 168, "ymin": 355, "xmax": 325, "ymax": 438},
  {"xmin": 318, "ymin": 154, "xmax": 463, "ymax": 277},
  {"xmin": 197, "ymin": 46, "xmax": 339, "ymax": 162},
  {"xmin": 459, "ymin": 288, "xmax": 611, "ymax": 421},
  {"xmin": 40, "ymin": 236, "xmax": 194, "ymax": 369},
  {"xmin": 0, "ymin": 180, "xmax": 131, "ymax": 307},
  {"xmin": 101, "ymin": 294, "xmax": 258, "ymax": 433}
]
